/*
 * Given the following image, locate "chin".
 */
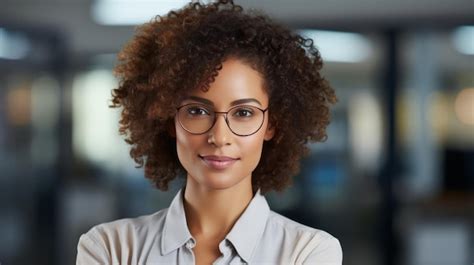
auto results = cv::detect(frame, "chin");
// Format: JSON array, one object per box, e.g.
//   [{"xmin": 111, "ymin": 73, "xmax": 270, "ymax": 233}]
[
  {"xmin": 195, "ymin": 173, "xmax": 246, "ymax": 190},
  {"xmin": 202, "ymin": 178, "xmax": 238, "ymax": 190}
]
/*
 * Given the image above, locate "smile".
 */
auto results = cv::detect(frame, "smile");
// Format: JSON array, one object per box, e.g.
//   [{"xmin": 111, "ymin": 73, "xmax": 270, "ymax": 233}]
[{"xmin": 199, "ymin": 155, "xmax": 239, "ymax": 170}]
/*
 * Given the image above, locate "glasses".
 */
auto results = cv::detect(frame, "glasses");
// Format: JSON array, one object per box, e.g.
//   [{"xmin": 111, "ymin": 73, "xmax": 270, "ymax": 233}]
[{"xmin": 176, "ymin": 103, "xmax": 268, "ymax": 136}]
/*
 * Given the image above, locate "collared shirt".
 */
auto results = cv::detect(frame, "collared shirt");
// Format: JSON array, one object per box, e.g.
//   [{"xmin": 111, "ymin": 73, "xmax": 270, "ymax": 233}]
[{"xmin": 76, "ymin": 188, "xmax": 342, "ymax": 265}]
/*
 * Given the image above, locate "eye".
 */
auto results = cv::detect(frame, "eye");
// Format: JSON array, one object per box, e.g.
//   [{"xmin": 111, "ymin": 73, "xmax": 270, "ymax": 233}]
[
  {"xmin": 233, "ymin": 108, "xmax": 254, "ymax": 117},
  {"xmin": 186, "ymin": 105, "xmax": 210, "ymax": 116}
]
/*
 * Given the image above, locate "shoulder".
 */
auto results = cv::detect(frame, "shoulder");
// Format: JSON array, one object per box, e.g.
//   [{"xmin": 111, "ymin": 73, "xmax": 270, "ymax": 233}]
[
  {"xmin": 266, "ymin": 211, "xmax": 343, "ymax": 264},
  {"xmin": 90, "ymin": 208, "xmax": 168, "ymax": 237},
  {"xmin": 76, "ymin": 209, "xmax": 168, "ymax": 264},
  {"xmin": 266, "ymin": 210, "xmax": 334, "ymax": 240}
]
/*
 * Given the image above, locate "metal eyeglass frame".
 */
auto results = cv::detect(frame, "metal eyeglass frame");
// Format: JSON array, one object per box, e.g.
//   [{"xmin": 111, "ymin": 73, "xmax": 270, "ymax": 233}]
[{"xmin": 176, "ymin": 103, "xmax": 269, "ymax": 137}]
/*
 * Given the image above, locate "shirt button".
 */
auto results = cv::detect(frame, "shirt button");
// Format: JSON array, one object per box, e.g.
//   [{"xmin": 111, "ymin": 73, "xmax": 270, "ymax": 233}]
[{"xmin": 186, "ymin": 241, "xmax": 195, "ymax": 249}]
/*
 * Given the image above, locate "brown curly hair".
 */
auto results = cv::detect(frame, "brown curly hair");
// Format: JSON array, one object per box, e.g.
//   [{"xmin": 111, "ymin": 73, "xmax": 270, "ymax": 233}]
[{"xmin": 110, "ymin": 0, "xmax": 337, "ymax": 194}]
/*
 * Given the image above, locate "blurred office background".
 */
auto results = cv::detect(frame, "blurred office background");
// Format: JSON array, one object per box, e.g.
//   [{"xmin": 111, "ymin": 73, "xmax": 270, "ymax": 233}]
[{"xmin": 0, "ymin": 0, "xmax": 473, "ymax": 264}]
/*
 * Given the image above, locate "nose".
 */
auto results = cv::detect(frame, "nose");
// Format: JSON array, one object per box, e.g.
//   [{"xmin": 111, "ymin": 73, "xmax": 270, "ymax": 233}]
[{"xmin": 209, "ymin": 113, "xmax": 232, "ymax": 147}]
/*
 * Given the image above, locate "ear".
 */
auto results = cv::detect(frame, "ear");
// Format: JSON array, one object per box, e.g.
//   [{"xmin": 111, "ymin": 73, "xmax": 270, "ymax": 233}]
[{"xmin": 264, "ymin": 122, "xmax": 275, "ymax": 141}]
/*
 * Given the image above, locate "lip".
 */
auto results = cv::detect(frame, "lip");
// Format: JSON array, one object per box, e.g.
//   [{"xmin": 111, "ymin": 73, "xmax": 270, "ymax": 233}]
[{"xmin": 199, "ymin": 155, "xmax": 239, "ymax": 170}]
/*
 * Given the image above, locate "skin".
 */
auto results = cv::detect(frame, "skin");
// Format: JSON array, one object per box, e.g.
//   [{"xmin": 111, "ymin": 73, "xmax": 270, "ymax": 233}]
[{"xmin": 173, "ymin": 58, "xmax": 274, "ymax": 264}]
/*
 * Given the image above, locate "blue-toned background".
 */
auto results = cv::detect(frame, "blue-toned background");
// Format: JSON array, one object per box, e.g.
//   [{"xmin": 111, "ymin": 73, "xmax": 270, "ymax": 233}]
[{"xmin": 0, "ymin": 1, "xmax": 473, "ymax": 264}]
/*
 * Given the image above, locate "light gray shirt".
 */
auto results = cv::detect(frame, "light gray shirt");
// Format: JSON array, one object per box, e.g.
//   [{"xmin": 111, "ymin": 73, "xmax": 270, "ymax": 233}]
[{"xmin": 76, "ymin": 188, "xmax": 342, "ymax": 264}]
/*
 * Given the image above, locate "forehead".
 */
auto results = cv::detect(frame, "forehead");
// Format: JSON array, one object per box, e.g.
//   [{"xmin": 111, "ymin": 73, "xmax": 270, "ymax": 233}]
[{"xmin": 186, "ymin": 58, "xmax": 269, "ymax": 107}]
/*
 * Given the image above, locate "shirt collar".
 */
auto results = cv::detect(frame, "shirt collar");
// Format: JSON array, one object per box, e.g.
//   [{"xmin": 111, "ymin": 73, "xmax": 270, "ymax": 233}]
[
  {"xmin": 161, "ymin": 188, "xmax": 193, "ymax": 255},
  {"xmin": 225, "ymin": 188, "xmax": 270, "ymax": 263},
  {"xmin": 160, "ymin": 187, "xmax": 270, "ymax": 263}
]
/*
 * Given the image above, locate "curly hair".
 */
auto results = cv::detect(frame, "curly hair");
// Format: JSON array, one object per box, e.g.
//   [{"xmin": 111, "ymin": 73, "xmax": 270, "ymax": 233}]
[{"xmin": 110, "ymin": 0, "xmax": 337, "ymax": 194}]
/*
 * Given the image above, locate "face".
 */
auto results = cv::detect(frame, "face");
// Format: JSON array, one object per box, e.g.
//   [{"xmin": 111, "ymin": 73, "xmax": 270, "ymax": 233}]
[{"xmin": 174, "ymin": 58, "xmax": 274, "ymax": 191}]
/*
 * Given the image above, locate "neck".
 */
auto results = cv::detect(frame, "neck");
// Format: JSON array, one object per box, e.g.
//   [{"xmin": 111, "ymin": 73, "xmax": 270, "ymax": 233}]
[{"xmin": 183, "ymin": 177, "xmax": 254, "ymax": 240}]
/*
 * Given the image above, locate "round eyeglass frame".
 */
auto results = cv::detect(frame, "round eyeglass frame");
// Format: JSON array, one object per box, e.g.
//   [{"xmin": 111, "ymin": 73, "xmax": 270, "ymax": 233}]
[{"xmin": 176, "ymin": 103, "xmax": 269, "ymax": 137}]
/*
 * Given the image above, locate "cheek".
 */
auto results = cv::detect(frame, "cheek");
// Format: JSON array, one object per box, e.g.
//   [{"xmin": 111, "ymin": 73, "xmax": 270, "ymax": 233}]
[
  {"xmin": 175, "ymin": 123, "xmax": 200, "ymax": 164},
  {"xmin": 239, "ymin": 133, "xmax": 266, "ymax": 167}
]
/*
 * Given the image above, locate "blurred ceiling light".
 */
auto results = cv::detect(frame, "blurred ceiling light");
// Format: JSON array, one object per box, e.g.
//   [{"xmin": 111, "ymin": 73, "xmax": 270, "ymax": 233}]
[
  {"xmin": 72, "ymin": 69, "xmax": 119, "ymax": 167},
  {"xmin": 92, "ymin": 0, "xmax": 191, "ymax": 25},
  {"xmin": 348, "ymin": 90, "xmax": 383, "ymax": 172},
  {"xmin": 454, "ymin": 88, "xmax": 474, "ymax": 125},
  {"xmin": 452, "ymin": 26, "xmax": 474, "ymax": 55},
  {"xmin": 298, "ymin": 30, "xmax": 372, "ymax": 63},
  {"xmin": 0, "ymin": 28, "xmax": 30, "ymax": 60},
  {"xmin": 72, "ymin": 69, "xmax": 138, "ymax": 173}
]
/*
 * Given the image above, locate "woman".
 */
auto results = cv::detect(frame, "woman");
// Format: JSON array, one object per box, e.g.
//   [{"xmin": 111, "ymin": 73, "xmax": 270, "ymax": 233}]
[{"xmin": 76, "ymin": 0, "xmax": 342, "ymax": 264}]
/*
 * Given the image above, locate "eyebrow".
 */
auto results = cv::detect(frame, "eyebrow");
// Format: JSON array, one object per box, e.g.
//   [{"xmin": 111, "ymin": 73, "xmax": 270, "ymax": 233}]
[{"xmin": 185, "ymin": 96, "xmax": 262, "ymax": 107}]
